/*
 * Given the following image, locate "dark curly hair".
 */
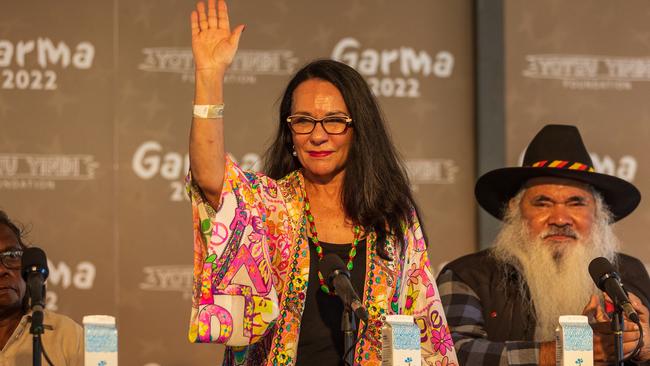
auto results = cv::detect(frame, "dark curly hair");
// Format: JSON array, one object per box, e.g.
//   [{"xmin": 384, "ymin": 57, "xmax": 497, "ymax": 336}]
[
  {"xmin": 0, "ymin": 210, "xmax": 27, "ymax": 249},
  {"xmin": 264, "ymin": 59, "xmax": 425, "ymax": 260}
]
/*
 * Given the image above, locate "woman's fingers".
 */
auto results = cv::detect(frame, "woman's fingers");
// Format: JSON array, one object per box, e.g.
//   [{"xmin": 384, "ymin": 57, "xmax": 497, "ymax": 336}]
[
  {"xmin": 207, "ymin": 0, "xmax": 218, "ymax": 29},
  {"xmin": 217, "ymin": 0, "xmax": 230, "ymax": 31},
  {"xmin": 190, "ymin": 11, "xmax": 200, "ymax": 36},
  {"xmin": 197, "ymin": 1, "xmax": 208, "ymax": 31},
  {"xmin": 193, "ymin": 0, "xmax": 236, "ymax": 35},
  {"xmin": 229, "ymin": 24, "xmax": 245, "ymax": 48}
]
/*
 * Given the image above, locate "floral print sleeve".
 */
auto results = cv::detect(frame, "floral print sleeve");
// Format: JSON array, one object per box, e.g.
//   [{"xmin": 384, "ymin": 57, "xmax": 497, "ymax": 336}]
[
  {"xmin": 186, "ymin": 155, "xmax": 292, "ymax": 347},
  {"xmin": 399, "ymin": 209, "xmax": 459, "ymax": 366}
]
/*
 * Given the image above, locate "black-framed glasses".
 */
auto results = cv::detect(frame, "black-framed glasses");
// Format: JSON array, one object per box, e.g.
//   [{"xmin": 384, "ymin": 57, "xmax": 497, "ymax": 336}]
[
  {"xmin": 0, "ymin": 249, "xmax": 23, "ymax": 270},
  {"xmin": 286, "ymin": 114, "xmax": 353, "ymax": 135}
]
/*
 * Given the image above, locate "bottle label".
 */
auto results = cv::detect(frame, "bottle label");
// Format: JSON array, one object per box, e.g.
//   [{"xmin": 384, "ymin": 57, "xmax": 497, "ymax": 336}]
[{"xmin": 85, "ymin": 324, "xmax": 118, "ymax": 353}]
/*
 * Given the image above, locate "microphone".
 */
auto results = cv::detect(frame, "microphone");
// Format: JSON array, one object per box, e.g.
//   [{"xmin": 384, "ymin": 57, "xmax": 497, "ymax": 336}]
[
  {"xmin": 21, "ymin": 247, "xmax": 50, "ymax": 334},
  {"xmin": 320, "ymin": 253, "xmax": 369, "ymax": 322},
  {"xmin": 588, "ymin": 257, "xmax": 639, "ymax": 323}
]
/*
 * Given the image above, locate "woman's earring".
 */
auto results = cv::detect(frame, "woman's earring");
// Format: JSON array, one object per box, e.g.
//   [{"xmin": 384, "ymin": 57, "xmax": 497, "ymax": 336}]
[{"xmin": 292, "ymin": 145, "xmax": 297, "ymax": 157}]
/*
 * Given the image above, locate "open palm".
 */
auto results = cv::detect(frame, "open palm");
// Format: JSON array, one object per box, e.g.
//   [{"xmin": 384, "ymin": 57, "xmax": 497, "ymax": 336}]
[{"xmin": 190, "ymin": 0, "xmax": 244, "ymax": 72}]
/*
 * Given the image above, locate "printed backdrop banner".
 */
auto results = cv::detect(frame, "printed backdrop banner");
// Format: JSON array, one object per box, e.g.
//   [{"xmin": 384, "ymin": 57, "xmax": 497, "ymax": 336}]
[
  {"xmin": 1, "ymin": 1, "xmax": 474, "ymax": 365},
  {"xmin": 0, "ymin": 0, "xmax": 116, "ymax": 320},
  {"xmin": 505, "ymin": 0, "xmax": 650, "ymax": 268}
]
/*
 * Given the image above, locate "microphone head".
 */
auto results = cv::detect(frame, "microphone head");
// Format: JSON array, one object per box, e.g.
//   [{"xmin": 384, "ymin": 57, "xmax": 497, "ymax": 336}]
[
  {"xmin": 588, "ymin": 257, "xmax": 618, "ymax": 290},
  {"xmin": 21, "ymin": 247, "xmax": 49, "ymax": 281},
  {"xmin": 320, "ymin": 253, "xmax": 350, "ymax": 287}
]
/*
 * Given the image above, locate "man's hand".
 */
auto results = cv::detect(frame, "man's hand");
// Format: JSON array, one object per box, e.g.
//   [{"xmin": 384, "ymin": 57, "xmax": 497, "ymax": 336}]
[
  {"xmin": 583, "ymin": 294, "xmax": 648, "ymax": 363},
  {"xmin": 628, "ymin": 292, "xmax": 649, "ymax": 361}
]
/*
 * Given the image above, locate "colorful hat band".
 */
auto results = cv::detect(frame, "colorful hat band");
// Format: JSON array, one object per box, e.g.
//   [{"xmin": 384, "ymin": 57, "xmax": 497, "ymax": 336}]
[{"xmin": 530, "ymin": 160, "xmax": 595, "ymax": 172}]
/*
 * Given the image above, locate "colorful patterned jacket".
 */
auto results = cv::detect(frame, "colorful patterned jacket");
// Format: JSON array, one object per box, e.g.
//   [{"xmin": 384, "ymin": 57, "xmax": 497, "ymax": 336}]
[{"xmin": 187, "ymin": 157, "xmax": 458, "ymax": 366}]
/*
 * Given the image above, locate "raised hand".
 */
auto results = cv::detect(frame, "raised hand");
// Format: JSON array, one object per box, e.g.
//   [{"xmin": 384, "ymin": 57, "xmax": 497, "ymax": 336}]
[
  {"xmin": 189, "ymin": 0, "xmax": 241, "ymax": 205},
  {"xmin": 190, "ymin": 0, "xmax": 244, "ymax": 73}
]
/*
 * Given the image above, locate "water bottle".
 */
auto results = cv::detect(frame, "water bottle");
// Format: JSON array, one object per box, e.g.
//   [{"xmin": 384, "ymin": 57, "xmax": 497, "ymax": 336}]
[{"xmin": 83, "ymin": 315, "xmax": 118, "ymax": 366}]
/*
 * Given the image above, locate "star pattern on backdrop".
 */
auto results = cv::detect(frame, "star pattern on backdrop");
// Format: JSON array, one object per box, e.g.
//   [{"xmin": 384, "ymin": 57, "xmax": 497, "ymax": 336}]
[
  {"xmin": 46, "ymin": 90, "xmax": 79, "ymax": 117},
  {"xmin": 358, "ymin": 26, "xmax": 393, "ymax": 45},
  {"xmin": 257, "ymin": 22, "xmax": 283, "ymax": 40},
  {"xmin": 117, "ymin": 80, "xmax": 141, "ymax": 107},
  {"xmin": 506, "ymin": 85, "xmax": 524, "ymax": 110},
  {"xmin": 523, "ymin": 96, "xmax": 549, "ymax": 123},
  {"xmin": 311, "ymin": 26, "xmax": 334, "ymax": 49},
  {"xmin": 272, "ymin": 1, "xmax": 290, "ymax": 15},
  {"xmin": 407, "ymin": 98, "xmax": 439, "ymax": 122},
  {"xmin": 343, "ymin": 0, "xmax": 365, "ymax": 22},
  {"xmin": 83, "ymin": 64, "xmax": 114, "ymax": 86},
  {"xmin": 131, "ymin": 1, "xmax": 156, "ymax": 30},
  {"xmin": 0, "ymin": 96, "xmax": 13, "ymax": 118},
  {"xmin": 55, "ymin": 187, "xmax": 111, "ymax": 237},
  {"xmin": 137, "ymin": 336, "xmax": 168, "ymax": 359},
  {"xmin": 41, "ymin": 134, "xmax": 64, "ymax": 153},
  {"xmin": 633, "ymin": 31, "xmax": 650, "ymax": 49},
  {"xmin": 0, "ymin": 133, "xmax": 24, "ymax": 152},
  {"xmin": 515, "ymin": 12, "xmax": 535, "ymax": 40},
  {"xmin": 536, "ymin": 26, "xmax": 571, "ymax": 49},
  {"xmin": 141, "ymin": 118, "xmax": 178, "ymax": 143},
  {"xmin": 141, "ymin": 92, "xmax": 166, "ymax": 122},
  {"xmin": 0, "ymin": 18, "xmax": 26, "ymax": 35}
]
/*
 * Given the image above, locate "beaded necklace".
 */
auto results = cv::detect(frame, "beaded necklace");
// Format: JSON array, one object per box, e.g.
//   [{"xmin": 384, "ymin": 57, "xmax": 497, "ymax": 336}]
[{"xmin": 303, "ymin": 194, "xmax": 361, "ymax": 295}]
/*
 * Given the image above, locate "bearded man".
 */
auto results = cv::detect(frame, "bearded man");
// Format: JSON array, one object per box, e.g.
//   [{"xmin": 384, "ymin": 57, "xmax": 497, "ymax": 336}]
[{"xmin": 437, "ymin": 125, "xmax": 650, "ymax": 365}]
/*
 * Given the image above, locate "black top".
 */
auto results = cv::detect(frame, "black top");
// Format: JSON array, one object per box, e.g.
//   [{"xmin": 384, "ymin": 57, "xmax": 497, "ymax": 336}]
[{"xmin": 295, "ymin": 239, "xmax": 367, "ymax": 366}]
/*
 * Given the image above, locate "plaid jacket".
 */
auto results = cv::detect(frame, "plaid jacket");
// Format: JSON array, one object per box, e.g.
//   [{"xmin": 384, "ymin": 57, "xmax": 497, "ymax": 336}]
[
  {"xmin": 437, "ymin": 268, "xmax": 539, "ymax": 365},
  {"xmin": 436, "ymin": 250, "xmax": 650, "ymax": 366}
]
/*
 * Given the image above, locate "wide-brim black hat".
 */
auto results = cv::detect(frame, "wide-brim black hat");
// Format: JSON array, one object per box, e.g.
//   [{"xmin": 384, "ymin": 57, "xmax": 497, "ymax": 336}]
[{"xmin": 475, "ymin": 124, "xmax": 640, "ymax": 222}]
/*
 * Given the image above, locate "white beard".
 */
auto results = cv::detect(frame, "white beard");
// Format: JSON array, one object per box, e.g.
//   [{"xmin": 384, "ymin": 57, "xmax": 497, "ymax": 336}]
[{"xmin": 492, "ymin": 201, "xmax": 618, "ymax": 341}]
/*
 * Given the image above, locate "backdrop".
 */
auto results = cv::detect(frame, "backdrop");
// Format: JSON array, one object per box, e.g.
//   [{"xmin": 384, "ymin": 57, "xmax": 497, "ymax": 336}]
[
  {"xmin": 0, "ymin": 1, "xmax": 474, "ymax": 364},
  {"xmin": 505, "ymin": 0, "xmax": 650, "ymax": 266}
]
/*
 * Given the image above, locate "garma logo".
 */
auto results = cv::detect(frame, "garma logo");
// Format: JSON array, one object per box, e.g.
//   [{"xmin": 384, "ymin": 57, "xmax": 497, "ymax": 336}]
[
  {"xmin": 0, "ymin": 38, "xmax": 95, "ymax": 91},
  {"xmin": 332, "ymin": 37, "xmax": 455, "ymax": 98},
  {"xmin": 131, "ymin": 141, "xmax": 261, "ymax": 202},
  {"xmin": 46, "ymin": 259, "xmax": 96, "ymax": 311}
]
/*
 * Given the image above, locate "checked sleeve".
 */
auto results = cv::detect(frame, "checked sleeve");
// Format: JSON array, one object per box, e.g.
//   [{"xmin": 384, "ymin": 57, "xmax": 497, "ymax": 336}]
[{"xmin": 437, "ymin": 269, "xmax": 541, "ymax": 366}]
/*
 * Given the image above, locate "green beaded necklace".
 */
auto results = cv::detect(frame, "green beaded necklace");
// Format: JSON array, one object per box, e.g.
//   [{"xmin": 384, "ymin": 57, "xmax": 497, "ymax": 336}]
[{"xmin": 303, "ymin": 194, "xmax": 361, "ymax": 295}]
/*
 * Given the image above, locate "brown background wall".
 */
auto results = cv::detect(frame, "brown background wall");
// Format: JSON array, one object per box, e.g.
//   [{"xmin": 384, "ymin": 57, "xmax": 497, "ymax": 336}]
[{"xmin": 1, "ymin": 1, "xmax": 474, "ymax": 364}]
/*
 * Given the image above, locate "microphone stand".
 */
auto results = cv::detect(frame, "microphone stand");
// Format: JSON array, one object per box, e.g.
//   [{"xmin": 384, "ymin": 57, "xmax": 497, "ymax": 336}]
[
  {"xmin": 611, "ymin": 308, "xmax": 624, "ymax": 366},
  {"xmin": 30, "ymin": 308, "xmax": 44, "ymax": 366},
  {"xmin": 341, "ymin": 308, "xmax": 356, "ymax": 366}
]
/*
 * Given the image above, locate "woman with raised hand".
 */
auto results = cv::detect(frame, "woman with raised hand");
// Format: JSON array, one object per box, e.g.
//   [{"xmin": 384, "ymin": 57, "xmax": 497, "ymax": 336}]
[{"xmin": 187, "ymin": 1, "xmax": 458, "ymax": 365}]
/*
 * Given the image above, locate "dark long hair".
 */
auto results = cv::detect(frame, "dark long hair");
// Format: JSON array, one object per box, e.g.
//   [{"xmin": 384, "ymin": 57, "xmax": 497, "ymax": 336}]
[{"xmin": 264, "ymin": 59, "xmax": 424, "ymax": 259}]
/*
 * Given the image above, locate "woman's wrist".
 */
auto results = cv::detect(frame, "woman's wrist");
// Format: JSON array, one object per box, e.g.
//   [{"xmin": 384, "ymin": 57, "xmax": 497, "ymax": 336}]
[
  {"xmin": 194, "ymin": 69, "xmax": 225, "ymax": 104},
  {"xmin": 194, "ymin": 91, "xmax": 223, "ymax": 105},
  {"xmin": 195, "ymin": 66, "xmax": 227, "ymax": 78}
]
